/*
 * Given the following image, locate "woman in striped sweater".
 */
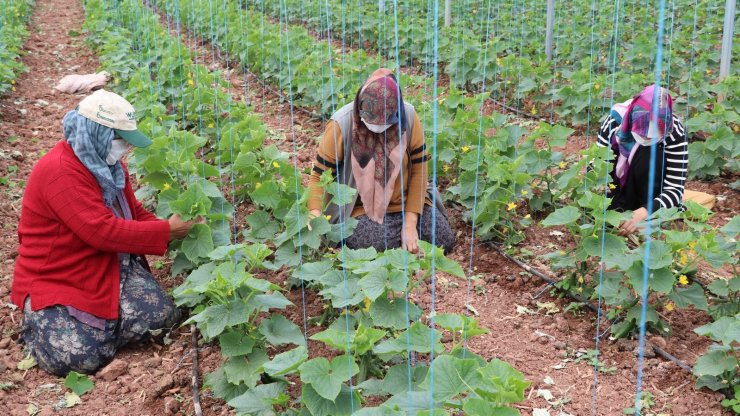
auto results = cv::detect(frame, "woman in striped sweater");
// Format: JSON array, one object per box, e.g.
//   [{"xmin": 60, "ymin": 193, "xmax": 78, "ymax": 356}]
[{"xmin": 597, "ymin": 85, "xmax": 688, "ymax": 236}]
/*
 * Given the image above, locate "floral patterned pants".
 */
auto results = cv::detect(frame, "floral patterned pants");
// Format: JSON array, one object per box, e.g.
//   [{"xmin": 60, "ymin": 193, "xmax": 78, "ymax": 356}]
[{"xmin": 20, "ymin": 257, "xmax": 180, "ymax": 376}]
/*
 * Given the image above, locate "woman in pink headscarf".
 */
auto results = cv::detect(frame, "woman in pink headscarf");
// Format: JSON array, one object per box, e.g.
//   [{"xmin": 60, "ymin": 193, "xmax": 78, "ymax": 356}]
[
  {"xmin": 307, "ymin": 69, "xmax": 455, "ymax": 254},
  {"xmin": 597, "ymin": 85, "xmax": 689, "ymax": 235}
]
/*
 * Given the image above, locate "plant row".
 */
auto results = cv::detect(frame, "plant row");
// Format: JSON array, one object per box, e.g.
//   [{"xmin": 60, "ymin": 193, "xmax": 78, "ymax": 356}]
[
  {"xmin": 84, "ymin": 0, "xmax": 531, "ymax": 414},
  {"xmin": 256, "ymin": 0, "xmax": 739, "ymax": 180},
  {"xmin": 0, "ymin": 0, "xmax": 34, "ymax": 97},
  {"xmin": 251, "ymin": 0, "xmax": 740, "ymax": 404}
]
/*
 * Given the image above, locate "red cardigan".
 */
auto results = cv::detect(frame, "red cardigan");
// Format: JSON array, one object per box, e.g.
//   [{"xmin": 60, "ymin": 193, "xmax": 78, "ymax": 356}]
[{"xmin": 11, "ymin": 141, "xmax": 171, "ymax": 319}]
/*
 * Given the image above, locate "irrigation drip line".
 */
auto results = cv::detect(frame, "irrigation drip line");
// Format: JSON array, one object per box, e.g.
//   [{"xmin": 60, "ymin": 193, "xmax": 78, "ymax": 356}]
[
  {"xmin": 489, "ymin": 244, "xmax": 608, "ymax": 317},
  {"xmin": 489, "ymin": 243, "xmax": 697, "ymax": 376}
]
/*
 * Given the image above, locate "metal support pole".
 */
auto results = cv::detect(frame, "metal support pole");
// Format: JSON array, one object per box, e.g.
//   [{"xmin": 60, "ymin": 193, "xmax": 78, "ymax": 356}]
[
  {"xmin": 545, "ymin": 0, "xmax": 555, "ymax": 60},
  {"xmin": 719, "ymin": 0, "xmax": 735, "ymax": 81},
  {"xmin": 444, "ymin": 0, "xmax": 452, "ymax": 27},
  {"xmin": 379, "ymin": 0, "xmax": 384, "ymax": 13}
]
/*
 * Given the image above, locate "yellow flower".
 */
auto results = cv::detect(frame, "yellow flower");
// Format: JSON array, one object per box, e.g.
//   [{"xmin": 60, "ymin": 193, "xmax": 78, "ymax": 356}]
[
  {"xmin": 442, "ymin": 164, "xmax": 450, "ymax": 173},
  {"xmin": 162, "ymin": 183, "xmax": 171, "ymax": 191},
  {"xmin": 688, "ymin": 241, "xmax": 696, "ymax": 250},
  {"xmin": 521, "ymin": 190, "xmax": 528, "ymax": 196},
  {"xmin": 576, "ymin": 287, "xmax": 583, "ymax": 293},
  {"xmin": 665, "ymin": 302, "xmax": 675, "ymax": 312},
  {"xmin": 559, "ymin": 161, "xmax": 567, "ymax": 169},
  {"xmin": 272, "ymin": 161, "xmax": 280, "ymax": 168},
  {"xmin": 594, "ymin": 83, "xmax": 601, "ymax": 90},
  {"xmin": 507, "ymin": 202, "xmax": 517, "ymax": 211},
  {"xmin": 678, "ymin": 275, "xmax": 689, "ymax": 285},
  {"xmin": 531, "ymin": 106, "xmax": 537, "ymax": 116},
  {"xmin": 496, "ymin": 57, "xmax": 502, "ymax": 66},
  {"xmin": 578, "ymin": 276, "xmax": 584, "ymax": 284},
  {"xmin": 11, "ymin": 80, "xmax": 15, "ymax": 85},
  {"xmin": 11, "ymin": 87, "xmax": 16, "ymax": 92},
  {"xmin": 363, "ymin": 297, "xmax": 372, "ymax": 312},
  {"xmin": 255, "ymin": 182, "xmax": 261, "ymax": 189},
  {"xmin": 734, "ymin": 125, "xmax": 739, "ymax": 133},
  {"xmin": 187, "ymin": 79, "xmax": 194, "ymax": 86},
  {"xmin": 706, "ymin": 69, "xmax": 711, "ymax": 75},
  {"xmin": 461, "ymin": 146, "xmax": 470, "ymax": 153},
  {"xmin": 324, "ymin": 215, "xmax": 331, "ymax": 220},
  {"xmin": 608, "ymin": 183, "xmax": 616, "ymax": 190},
  {"xmin": 524, "ymin": 214, "xmax": 531, "ymax": 219},
  {"xmin": 679, "ymin": 253, "xmax": 688, "ymax": 266},
  {"xmin": 207, "ymin": 123, "xmax": 214, "ymax": 129}
]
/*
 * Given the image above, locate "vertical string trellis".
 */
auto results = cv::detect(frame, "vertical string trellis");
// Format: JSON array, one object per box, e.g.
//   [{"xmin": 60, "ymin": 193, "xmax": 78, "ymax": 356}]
[{"xmin": 634, "ymin": 0, "xmax": 669, "ymax": 413}]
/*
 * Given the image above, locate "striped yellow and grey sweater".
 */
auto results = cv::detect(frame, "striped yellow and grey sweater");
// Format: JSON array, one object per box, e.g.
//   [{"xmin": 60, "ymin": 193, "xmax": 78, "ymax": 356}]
[
  {"xmin": 308, "ymin": 113, "xmax": 429, "ymax": 217},
  {"xmin": 597, "ymin": 113, "xmax": 688, "ymax": 210}
]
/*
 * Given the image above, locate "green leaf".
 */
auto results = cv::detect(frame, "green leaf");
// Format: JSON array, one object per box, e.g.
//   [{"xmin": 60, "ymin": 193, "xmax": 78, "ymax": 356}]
[
  {"xmin": 582, "ymin": 234, "xmax": 629, "ymax": 269},
  {"xmin": 707, "ymin": 279, "xmax": 730, "ymax": 297},
  {"xmin": 377, "ymin": 321, "xmax": 444, "ymax": 356},
  {"xmin": 668, "ymin": 283, "xmax": 709, "ymax": 311},
  {"xmin": 359, "ymin": 269, "xmax": 408, "ymax": 301},
  {"xmin": 464, "ymin": 398, "xmax": 519, "ymax": 416},
  {"xmin": 186, "ymin": 299, "xmax": 253, "ymax": 339},
  {"xmin": 181, "ymin": 223, "xmax": 214, "ymax": 262},
  {"xmin": 299, "ymin": 355, "xmax": 359, "ymax": 401},
  {"xmin": 219, "ymin": 331, "xmax": 255, "ymax": 357},
  {"xmin": 720, "ymin": 216, "xmax": 740, "ymax": 238},
  {"xmin": 228, "ymin": 382, "xmax": 285, "ymax": 416},
  {"xmin": 263, "ymin": 346, "xmax": 308, "ymax": 376},
  {"xmin": 645, "ymin": 240, "xmax": 673, "ymax": 270},
  {"xmin": 694, "ymin": 316, "xmax": 740, "ymax": 346},
  {"xmin": 695, "ymin": 375, "xmax": 729, "ymax": 391},
  {"xmin": 64, "ymin": 371, "xmax": 94, "ymax": 396},
  {"xmin": 250, "ymin": 180, "xmax": 282, "ymax": 210},
  {"xmin": 246, "ymin": 210, "xmax": 280, "ymax": 240},
  {"xmin": 302, "ymin": 384, "xmax": 361, "ymax": 416},
  {"xmin": 169, "ymin": 182, "xmax": 212, "ymax": 220},
  {"xmin": 541, "ymin": 206, "xmax": 580, "ymax": 227},
  {"xmin": 294, "ymin": 260, "xmax": 334, "ymax": 282},
  {"xmin": 353, "ymin": 407, "xmax": 405, "ymax": 416},
  {"xmin": 203, "ymin": 366, "xmax": 249, "ymax": 401},
  {"xmin": 476, "ymin": 359, "xmax": 531, "ymax": 404},
  {"xmin": 369, "ymin": 295, "xmax": 421, "ymax": 329},
  {"xmin": 382, "ymin": 364, "xmax": 428, "ymax": 395},
  {"xmin": 258, "ymin": 314, "xmax": 306, "ymax": 346},
  {"xmin": 693, "ymin": 350, "xmax": 738, "ymax": 377},
  {"xmin": 421, "ymin": 355, "xmax": 481, "ymax": 402},
  {"xmin": 626, "ymin": 263, "xmax": 674, "ymax": 294}
]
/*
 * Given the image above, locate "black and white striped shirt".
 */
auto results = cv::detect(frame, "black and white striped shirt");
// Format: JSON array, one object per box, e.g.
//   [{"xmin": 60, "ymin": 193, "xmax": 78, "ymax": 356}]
[{"xmin": 597, "ymin": 114, "xmax": 688, "ymax": 210}]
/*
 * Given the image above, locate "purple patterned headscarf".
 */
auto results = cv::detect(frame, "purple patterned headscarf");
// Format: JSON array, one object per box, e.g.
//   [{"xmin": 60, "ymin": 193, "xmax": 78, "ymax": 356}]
[{"xmin": 611, "ymin": 85, "xmax": 673, "ymax": 187}]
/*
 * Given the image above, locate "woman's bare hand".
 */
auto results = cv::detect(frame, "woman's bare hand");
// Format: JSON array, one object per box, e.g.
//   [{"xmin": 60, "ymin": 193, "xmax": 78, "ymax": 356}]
[{"xmin": 168, "ymin": 214, "xmax": 205, "ymax": 240}]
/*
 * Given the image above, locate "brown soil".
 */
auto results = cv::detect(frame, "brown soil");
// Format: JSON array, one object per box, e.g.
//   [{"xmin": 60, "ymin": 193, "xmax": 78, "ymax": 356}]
[{"xmin": 0, "ymin": 1, "xmax": 733, "ymax": 415}]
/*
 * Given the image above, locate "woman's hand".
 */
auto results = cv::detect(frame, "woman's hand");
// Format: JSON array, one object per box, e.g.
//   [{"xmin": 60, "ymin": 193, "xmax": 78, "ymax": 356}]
[
  {"xmin": 618, "ymin": 207, "xmax": 648, "ymax": 236},
  {"xmin": 168, "ymin": 214, "xmax": 205, "ymax": 240},
  {"xmin": 402, "ymin": 224, "xmax": 419, "ymax": 254},
  {"xmin": 307, "ymin": 209, "xmax": 322, "ymax": 231},
  {"xmin": 402, "ymin": 212, "xmax": 420, "ymax": 253}
]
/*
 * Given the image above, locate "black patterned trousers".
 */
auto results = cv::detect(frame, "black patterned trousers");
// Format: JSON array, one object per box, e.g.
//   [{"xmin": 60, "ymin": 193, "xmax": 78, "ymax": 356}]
[
  {"xmin": 345, "ymin": 205, "xmax": 456, "ymax": 254},
  {"xmin": 20, "ymin": 258, "xmax": 180, "ymax": 376}
]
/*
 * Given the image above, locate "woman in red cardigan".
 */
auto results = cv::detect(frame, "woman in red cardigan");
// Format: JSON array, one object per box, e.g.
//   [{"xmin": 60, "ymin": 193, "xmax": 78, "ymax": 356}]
[{"xmin": 11, "ymin": 90, "xmax": 198, "ymax": 376}]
